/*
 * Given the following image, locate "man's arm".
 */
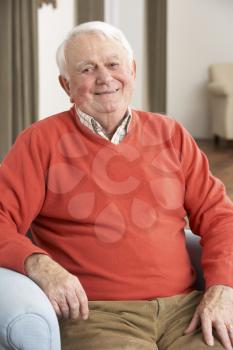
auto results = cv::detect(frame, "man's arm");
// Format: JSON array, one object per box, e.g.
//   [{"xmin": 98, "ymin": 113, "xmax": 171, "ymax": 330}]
[
  {"xmin": 0, "ymin": 128, "xmax": 50, "ymax": 273},
  {"xmin": 25, "ymin": 253, "xmax": 89, "ymax": 320},
  {"xmin": 171, "ymin": 123, "xmax": 233, "ymax": 350},
  {"xmin": 171, "ymin": 121, "xmax": 233, "ymax": 287},
  {"xmin": 0, "ymin": 122, "xmax": 89, "ymax": 320}
]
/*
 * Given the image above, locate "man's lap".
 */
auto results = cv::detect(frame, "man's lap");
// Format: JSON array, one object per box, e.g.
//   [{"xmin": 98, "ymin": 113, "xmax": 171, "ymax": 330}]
[
  {"xmin": 59, "ymin": 291, "xmax": 224, "ymax": 350},
  {"xmin": 60, "ymin": 299, "xmax": 157, "ymax": 349}
]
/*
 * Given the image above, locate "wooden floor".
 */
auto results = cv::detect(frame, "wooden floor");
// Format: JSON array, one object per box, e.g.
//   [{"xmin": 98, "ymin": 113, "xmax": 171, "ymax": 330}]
[{"xmin": 196, "ymin": 139, "xmax": 233, "ymax": 201}]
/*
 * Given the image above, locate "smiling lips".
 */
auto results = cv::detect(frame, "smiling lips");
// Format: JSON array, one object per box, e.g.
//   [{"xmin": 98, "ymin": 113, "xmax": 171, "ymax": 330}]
[{"xmin": 95, "ymin": 88, "xmax": 120, "ymax": 95}]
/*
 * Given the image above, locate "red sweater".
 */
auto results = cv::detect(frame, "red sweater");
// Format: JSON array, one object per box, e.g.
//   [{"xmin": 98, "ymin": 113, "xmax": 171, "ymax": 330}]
[{"xmin": 1, "ymin": 106, "xmax": 233, "ymax": 300}]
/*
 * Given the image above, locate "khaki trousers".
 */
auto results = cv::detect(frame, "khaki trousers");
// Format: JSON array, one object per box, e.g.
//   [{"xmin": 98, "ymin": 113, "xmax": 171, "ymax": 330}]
[{"xmin": 59, "ymin": 290, "xmax": 223, "ymax": 350}]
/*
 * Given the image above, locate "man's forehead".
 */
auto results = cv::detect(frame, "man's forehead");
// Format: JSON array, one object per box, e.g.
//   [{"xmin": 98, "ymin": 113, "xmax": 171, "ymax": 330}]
[
  {"xmin": 65, "ymin": 33, "xmax": 130, "ymax": 67},
  {"xmin": 76, "ymin": 55, "xmax": 121, "ymax": 68}
]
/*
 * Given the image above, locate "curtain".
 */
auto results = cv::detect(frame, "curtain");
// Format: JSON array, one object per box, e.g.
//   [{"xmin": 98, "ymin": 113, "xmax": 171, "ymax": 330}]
[
  {"xmin": 146, "ymin": 0, "xmax": 167, "ymax": 113},
  {"xmin": 0, "ymin": 0, "xmax": 38, "ymax": 161},
  {"xmin": 76, "ymin": 0, "xmax": 104, "ymax": 24}
]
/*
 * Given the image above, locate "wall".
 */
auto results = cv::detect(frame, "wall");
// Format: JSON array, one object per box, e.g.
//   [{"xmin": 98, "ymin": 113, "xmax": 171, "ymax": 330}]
[
  {"xmin": 38, "ymin": 0, "xmax": 75, "ymax": 119},
  {"xmin": 167, "ymin": 0, "xmax": 233, "ymax": 138}
]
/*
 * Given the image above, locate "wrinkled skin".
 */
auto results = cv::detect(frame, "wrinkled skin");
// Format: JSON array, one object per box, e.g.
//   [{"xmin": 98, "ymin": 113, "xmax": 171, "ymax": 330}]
[
  {"xmin": 185, "ymin": 284, "xmax": 233, "ymax": 350},
  {"xmin": 25, "ymin": 254, "xmax": 89, "ymax": 320}
]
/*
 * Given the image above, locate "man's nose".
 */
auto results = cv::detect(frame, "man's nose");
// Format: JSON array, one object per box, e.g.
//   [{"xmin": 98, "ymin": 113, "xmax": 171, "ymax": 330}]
[{"xmin": 96, "ymin": 67, "xmax": 113, "ymax": 84}]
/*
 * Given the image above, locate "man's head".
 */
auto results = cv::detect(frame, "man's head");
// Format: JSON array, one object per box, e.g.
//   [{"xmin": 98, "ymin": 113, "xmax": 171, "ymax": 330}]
[{"xmin": 56, "ymin": 21, "xmax": 136, "ymax": 120}]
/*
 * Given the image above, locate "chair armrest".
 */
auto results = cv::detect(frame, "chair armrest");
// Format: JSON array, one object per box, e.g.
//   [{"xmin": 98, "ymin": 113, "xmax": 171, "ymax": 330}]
[
  {"xmin": 0, "ymin": 268, "xmax": 61, "ymax": 350},
  {"xmin": 185, "ymin": 229, "xmax": 205, "ymax": 291},
  {"xmin": 207, "ymin": 82, "xmax": 232, "ymax": 96}
]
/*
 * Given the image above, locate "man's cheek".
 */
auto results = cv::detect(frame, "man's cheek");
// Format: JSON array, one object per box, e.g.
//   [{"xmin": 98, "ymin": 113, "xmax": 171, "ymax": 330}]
[
  {"xmin": 72, "ymin": 85, "xmax": 90, "ymax": 103},
  {"xmin": 119, "ymin": 71, "xmax": 134, "ymax": 84},
  {"xmin": 78, "ymin": 84, "xmax": 90, "ymax": 94},
  {"xmin": 120, "ymin": 73, "xmax": 134, "ymax": 89}
]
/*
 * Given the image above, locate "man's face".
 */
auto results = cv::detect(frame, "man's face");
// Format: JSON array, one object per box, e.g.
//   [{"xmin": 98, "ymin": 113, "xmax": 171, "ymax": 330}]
[{"xmin": 60, "ymin": 33, "xmax": 136, "ymax": 119}]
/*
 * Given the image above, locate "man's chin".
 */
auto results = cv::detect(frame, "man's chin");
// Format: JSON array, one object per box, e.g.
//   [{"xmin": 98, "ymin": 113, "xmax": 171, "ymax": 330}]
[
  {"xmin": 78, "ymin": 102, "xmax": 128, "ymax": 118},
  {"xmin": 91, "ymin": 106, "xmax": 125, "ymax": 116}
]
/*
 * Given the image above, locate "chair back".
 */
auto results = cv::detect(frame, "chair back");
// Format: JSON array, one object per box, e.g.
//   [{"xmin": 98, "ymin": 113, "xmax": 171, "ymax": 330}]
[{"xmin": 209, "ymin": 63, "xmax": 233, "ymax": 83}]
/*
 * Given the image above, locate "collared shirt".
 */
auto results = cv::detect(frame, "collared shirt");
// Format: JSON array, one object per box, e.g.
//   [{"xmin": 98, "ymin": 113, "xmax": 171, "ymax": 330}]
[{"xmin": 75, "ymin": 106, "xmax": 132, "ymax": 145}]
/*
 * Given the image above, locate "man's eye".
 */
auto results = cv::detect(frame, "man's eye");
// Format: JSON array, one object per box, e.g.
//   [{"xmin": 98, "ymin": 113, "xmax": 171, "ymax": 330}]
[
  {"xmin": 82, "ymin": 67, "xmax": 94, "ymax": 73},
  {"xmin": 109, "ymin": 62, "xmax": 119, "ymax": 69}
]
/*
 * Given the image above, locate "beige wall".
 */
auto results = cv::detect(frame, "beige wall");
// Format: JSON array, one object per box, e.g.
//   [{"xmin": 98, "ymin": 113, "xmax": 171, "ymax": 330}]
[{"xmin": 167, "ymin": 0, "xmax": 233, "ymax": 138}]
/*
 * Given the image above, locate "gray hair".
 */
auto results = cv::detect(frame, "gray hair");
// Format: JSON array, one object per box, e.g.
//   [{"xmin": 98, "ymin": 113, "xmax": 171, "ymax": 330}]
[{"xmin": 56, "ymin": 21, "xmax": 134, "ymax": 80}]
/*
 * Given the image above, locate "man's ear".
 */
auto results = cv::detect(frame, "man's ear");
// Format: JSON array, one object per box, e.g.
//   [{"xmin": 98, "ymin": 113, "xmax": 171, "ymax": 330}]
[
  {"xmin": 132, "ymin": 60, "xmax": 136, "ymax": 80},
  {"xmin": 59, "ymin": 75, "xmax": 74, "ymax": 102}
]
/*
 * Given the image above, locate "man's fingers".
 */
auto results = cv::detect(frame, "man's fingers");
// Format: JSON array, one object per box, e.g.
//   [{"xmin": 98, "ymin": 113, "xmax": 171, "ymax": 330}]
[
  {"xmin": 76, "ymin": 286, "xmax": 89, "ymax": 320},
  {"xmin": 58, "ymin": 296, "xmax": 70, "ymax": 319},
  {"xmin": 58, "ymin": 278, "xmax": 89, "ymax": 320},
  {"xmin": 51, "ymin": 300, "xmax": 62, "ymax": 318},
  {"xmin": 25, "ymin": 255, "xmax": 89, "ymax": 320},
  {"xmin": 185, "ymin": 310, "xmax": 200, "ymax": 334},
  {"xmin": 214, "ymin": 322, "xmax": 233, "ymax": 350},
  {"xmin": 66, "ymin": 290, "xmax": 81, "ymax": 320},
  {"xmin": 201, "ymin": 315, "xmax": 214, "ymax": 346},
  {"xmin": 26, "ymin": 249, "xmax": 89, "ymax": 320},
  {"xmin": 226, "ymin": 323, "xmax": 233, "ymax": 347}
]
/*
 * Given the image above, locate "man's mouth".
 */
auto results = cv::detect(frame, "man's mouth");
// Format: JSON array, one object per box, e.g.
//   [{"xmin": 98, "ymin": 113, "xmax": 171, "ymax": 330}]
[{"xmin": 95, "ymin": 88, "xmax": 119, "ymax": 95}]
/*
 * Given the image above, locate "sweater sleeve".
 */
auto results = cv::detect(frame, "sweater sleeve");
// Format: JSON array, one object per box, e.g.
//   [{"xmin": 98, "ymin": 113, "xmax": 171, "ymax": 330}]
[
  {"xmin": 0, "ymin": 127, "xmax": 49, "ymax": 274},
  {"xmin": 173, "ymin": 122, "xmax": 233, "ymax": 289}
]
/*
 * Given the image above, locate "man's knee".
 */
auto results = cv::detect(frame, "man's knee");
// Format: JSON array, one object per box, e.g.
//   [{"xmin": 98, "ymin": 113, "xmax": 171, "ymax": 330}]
[{"xmin": 165, "ymin": 334, "xmax": 224, "ymax": 350}]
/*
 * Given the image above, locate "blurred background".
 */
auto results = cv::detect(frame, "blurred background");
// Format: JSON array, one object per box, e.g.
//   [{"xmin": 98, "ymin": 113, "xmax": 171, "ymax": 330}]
[{"xmin": 0, "ymin": 0, "xmax": 233, "ymax": 197}]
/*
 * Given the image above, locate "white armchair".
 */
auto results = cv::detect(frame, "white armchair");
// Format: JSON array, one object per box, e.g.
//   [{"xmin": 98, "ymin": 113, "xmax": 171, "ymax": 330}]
[{"xmin": 208, "ymin": 63, "xmax": 233, "ymax": 142}]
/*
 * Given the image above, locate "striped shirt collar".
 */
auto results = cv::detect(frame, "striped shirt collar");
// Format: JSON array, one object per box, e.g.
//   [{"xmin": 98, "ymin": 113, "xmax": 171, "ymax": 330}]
[{"xmin": 75, "ymin": 105, "xmax": 132, "ymax": 144}]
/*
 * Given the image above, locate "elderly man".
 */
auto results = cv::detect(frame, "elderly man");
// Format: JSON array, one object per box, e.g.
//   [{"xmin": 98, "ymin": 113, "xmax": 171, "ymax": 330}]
[{"xmin": 1, "ymin": 21, "xmax": 233, "ymax": 350}]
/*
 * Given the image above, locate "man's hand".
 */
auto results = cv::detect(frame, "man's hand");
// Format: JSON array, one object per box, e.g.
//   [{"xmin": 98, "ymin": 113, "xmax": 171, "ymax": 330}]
[
  {"xmin": 185, "ymin": 285, "xmax": 233, "ymax": 350},
  {"xmin": 25, "ymin": 254, "xmax": 89, "ymax": 320}
]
